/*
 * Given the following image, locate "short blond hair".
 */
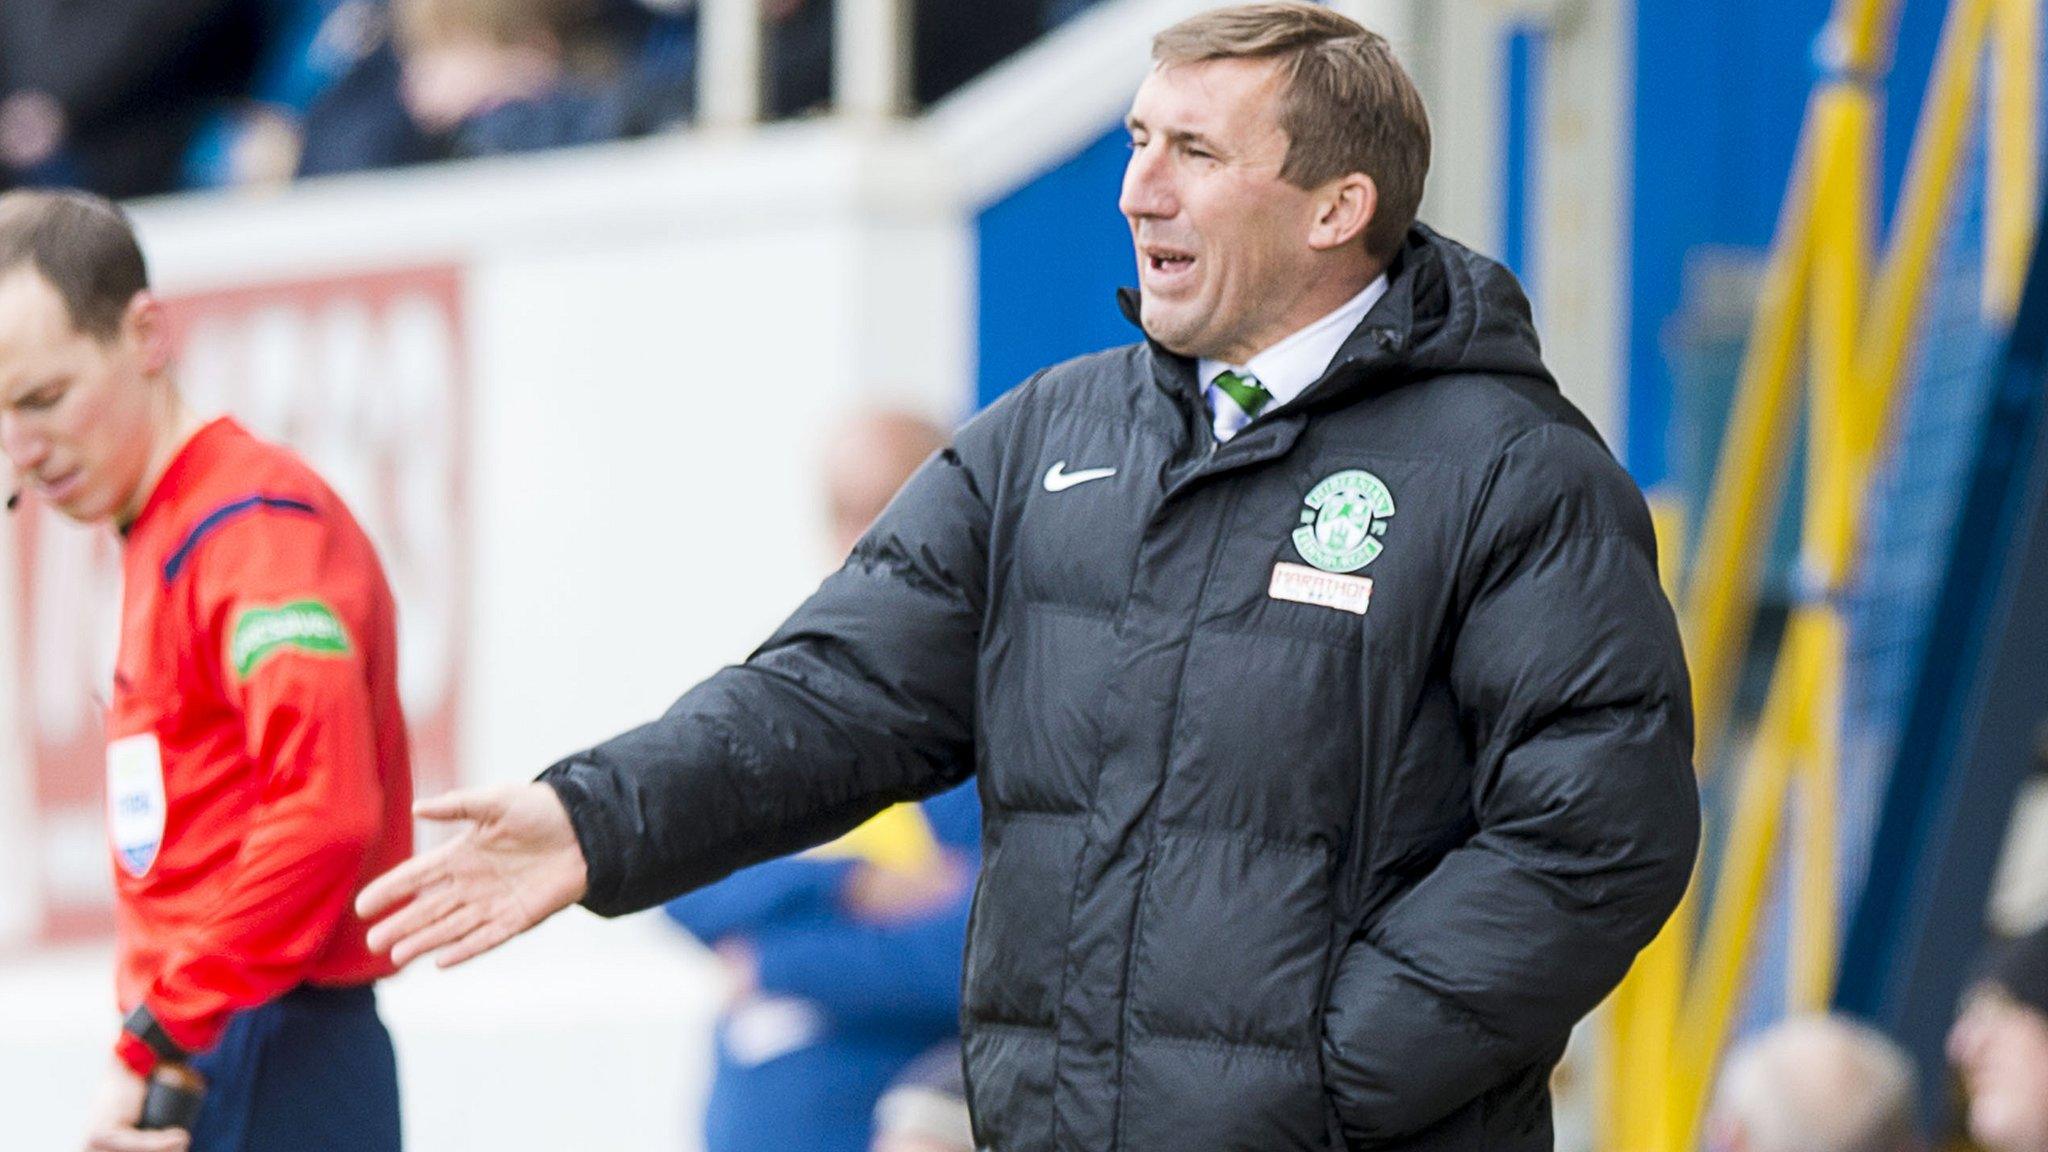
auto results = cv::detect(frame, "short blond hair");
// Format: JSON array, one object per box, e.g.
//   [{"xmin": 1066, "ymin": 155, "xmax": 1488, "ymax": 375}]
[
  {"xmin": 1153, "ymin": 2, "xmax": 1430, "ymax": 260},
  {"xmin": 395, "ymin": 0, "xmax": 597, "ymax": 51}
]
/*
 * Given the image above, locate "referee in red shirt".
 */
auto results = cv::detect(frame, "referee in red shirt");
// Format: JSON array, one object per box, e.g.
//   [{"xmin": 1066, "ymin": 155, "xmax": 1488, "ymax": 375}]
[{"xmin": 0, "ymin": 191, "xmax": 413, "ymax": 1152}]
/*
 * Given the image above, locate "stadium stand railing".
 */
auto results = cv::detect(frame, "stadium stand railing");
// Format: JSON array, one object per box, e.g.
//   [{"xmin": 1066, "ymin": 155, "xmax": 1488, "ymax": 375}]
[{"xmin": 1600, "ymin": 0, "xmax": 2043, "ymax": 1147}]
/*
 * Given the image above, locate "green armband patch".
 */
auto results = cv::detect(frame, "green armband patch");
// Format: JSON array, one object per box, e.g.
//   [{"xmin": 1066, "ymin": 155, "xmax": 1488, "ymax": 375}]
[{"xmin": 229, "ymin": 600, "xmax": 351, "ymax": 679}]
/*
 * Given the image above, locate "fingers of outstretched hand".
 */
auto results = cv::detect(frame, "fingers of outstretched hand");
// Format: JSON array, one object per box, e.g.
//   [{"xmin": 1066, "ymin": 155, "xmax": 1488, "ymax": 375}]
[
  {"xmin": 365, "ymin": 879, "xmax": 466, "ymax": 964},
  {"xmin": 414, "ymin": 786, "xmax": 509, "ymax": 824},
  {"xmin": 355, "ymin": 837, "xmax": 457, "ymax": 926},
  {"xmin": 434, "ymin": 914, "xmax": 521, "ymax": 970},
  {"xmin": 85, "ymin": 1128, "xmax": 189, "ymax": 1152},
  {"xmin": 390, "ymin": 898, "xmax": 490, "ymax": 969}
]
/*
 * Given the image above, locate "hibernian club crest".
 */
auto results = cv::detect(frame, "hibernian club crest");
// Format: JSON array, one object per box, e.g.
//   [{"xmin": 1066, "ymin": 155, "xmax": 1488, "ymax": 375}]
[{"xmin": 1293, "ymin": 469, "xmax": 1395, "ymax": 573}]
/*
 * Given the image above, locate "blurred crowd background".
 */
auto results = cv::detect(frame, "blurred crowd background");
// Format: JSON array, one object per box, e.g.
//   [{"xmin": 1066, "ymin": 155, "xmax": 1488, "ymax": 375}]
[{"xmin": 0, "ymin": 0, "xmax": 1087, "ymax": 196}]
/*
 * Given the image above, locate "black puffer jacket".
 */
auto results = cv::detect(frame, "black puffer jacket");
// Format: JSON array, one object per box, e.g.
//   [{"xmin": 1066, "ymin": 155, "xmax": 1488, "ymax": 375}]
[{"xmin": 541, "ymin": 227, "xmax": 1700, "ymax": 1151}]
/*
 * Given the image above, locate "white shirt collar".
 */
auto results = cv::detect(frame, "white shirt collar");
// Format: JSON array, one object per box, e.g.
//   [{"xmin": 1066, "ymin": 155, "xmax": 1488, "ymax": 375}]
[{"xmin": 1198, "ymin": 273, "xmax": 1391, "ymax": 412}]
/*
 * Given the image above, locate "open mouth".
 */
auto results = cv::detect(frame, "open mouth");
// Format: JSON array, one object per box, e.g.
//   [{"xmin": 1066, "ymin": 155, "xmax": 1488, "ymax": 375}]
[
  {"xmin": 1143, "ymin": 246, "xmax": 1196, "ymax": 284},
  {"xmin": 1147, "ymin": 248, "xmax": 1194, "ymax": 271},
  {"xmin": 40, "ymin": 468, "xmax": 82, "ymax": 501}
]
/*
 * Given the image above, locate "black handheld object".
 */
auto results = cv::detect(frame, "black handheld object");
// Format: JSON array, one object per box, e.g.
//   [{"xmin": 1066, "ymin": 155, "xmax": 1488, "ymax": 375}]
[
  {"xmin": 139, "ymin": 1063, "xmax": 206, "ymax": 1131},
  {"xmin": 5, "ymin": 489, "xmax": 17, "ymax": 512}
]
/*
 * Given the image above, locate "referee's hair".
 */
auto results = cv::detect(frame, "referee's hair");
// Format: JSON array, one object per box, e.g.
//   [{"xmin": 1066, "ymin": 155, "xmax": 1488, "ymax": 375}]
[{"xmin": 0, "ymin": 189, "xmax": 150, "ymax": 341}]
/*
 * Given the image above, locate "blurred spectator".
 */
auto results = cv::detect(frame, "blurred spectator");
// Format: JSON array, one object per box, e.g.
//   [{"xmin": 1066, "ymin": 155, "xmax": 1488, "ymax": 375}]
[
  {"xmin": 2, "ymin": 0, "xmax": 1082, "ymax": 193},
  {"xmin": 191, "ymin": 0, "xmax": 416, "ymax": 187},
  {"xmin": 764, "ymin": 0, "xmax": 832, "ymax": 118},
  {"xmin": 664, "ymin": 409, "xmax": 979, "ymax": 1152},
  {"xmin": 364, "ymin": 0, "xmax": 682, "ymax": 163},
  {"xmin": 820, "ymin": 411, "xmax": 948, "ymax": 558},
  {"xmin": 762, "ymin": 0, "xmax": 1048, "ymax": 117},
  {"xmin": 1706, "ymin": 1014, "xmax": 1921, "ymax": 1152},
  {"xmin": 295, "ymin": 4, "xmax": 447, "ymax": 179},
  {"xmin": 872, "ymin": 1042, "xmax": 973, "ymax": 1152},
  {"xmin": 911, "ymin": 0, "xmax": 1040, "ymax": 105},
  {"xmin": 1949, "ymin": 924, "xmax": 2048, "ymax": 1152},
  {"xmin": 394, "ymin": 0, "xmax": 605, "ymax": 150},
  {"xmin": 0, "ymin": 0, "xmax": 263, "ymax": 197}
]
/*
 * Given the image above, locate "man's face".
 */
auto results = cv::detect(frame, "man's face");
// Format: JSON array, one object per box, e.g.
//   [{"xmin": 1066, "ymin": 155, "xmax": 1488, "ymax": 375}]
[
  {"xmin": 0, "ymin": 269, "xmax": 159, "ymax": 525},
  {"xmin": 822, "ymin": 417, "xmax": 944, "ymax": 563},
  {"xmin": 1949, "ymin": 991, "xmax": 2048, "ymax": 1152},
  {"xmin": 1120, "ymin": 57, "xmax": 1331, "ymax": 364}
]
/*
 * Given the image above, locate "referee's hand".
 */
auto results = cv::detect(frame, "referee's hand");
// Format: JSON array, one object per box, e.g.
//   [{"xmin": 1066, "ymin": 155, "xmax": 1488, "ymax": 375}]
[
  {"xmin": 356, "ymin": 783, "xmax": 589, "ymax": 969},
  {"xmin": 83, "ymin": 1060, "xmax": 188, "ymax": 1152}
]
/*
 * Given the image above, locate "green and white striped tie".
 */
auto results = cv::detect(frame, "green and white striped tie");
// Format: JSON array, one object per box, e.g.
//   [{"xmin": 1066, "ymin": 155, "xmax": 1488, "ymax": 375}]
[{"xmin": 1207, "ymin": 369, "xmax": 1273, "ymax": 442}]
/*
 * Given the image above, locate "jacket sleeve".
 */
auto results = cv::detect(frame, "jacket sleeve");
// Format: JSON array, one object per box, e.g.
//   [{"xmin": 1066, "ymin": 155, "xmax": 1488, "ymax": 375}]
[
  {"xmin": 662, "ymin": 856, "xmax": 857, "ymax": 945},
  {"xmin": 541, "ymin": 392, "xmax": 1019, "ymax": 917},
  {"xmin": 1321, "ymin": 422, "xmax": 1700, "ymax": 1142},
  {"xmin": 129, "ymin": 513, "xmax": 388, "ymax": 1061}
]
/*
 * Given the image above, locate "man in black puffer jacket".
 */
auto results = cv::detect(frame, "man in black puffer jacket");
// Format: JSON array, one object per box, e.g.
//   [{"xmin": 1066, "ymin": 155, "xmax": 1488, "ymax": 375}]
[{"xmin": 358, "ymin": 5, "xmax": 1700, "ymax": 1150}]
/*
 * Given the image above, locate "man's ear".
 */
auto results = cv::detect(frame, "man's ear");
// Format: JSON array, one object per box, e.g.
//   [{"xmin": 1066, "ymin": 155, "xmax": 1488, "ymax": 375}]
[
  {"xmin": 1308, "ymin": 173, "xmax": 1377, "ymax": 252},
  {"xmin": 122, "ymin": 291, "xmax": 171, "ymax": 375}
]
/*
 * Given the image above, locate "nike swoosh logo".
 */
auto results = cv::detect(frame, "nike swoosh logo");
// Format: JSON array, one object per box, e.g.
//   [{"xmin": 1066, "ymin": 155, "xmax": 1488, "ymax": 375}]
[{"xmin": 1043, "ymin": 461, "xmax": 1118, "ymax": 492}]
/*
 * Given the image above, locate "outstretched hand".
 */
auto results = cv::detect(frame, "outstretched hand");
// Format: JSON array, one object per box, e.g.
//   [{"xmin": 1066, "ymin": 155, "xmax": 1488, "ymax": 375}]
[{"xmin": 356, "ymin": 782, "xmax": 590, "ymax": 969}]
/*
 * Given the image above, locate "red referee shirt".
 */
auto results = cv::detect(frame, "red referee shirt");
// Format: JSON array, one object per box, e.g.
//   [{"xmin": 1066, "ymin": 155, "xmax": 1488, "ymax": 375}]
[{"xmin": 106, "ymin": 417, "xmax": 413, "ymax": 1075}]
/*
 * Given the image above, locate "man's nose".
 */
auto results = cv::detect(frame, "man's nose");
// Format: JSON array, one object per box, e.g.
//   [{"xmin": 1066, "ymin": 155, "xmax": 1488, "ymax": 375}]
[
  {"xmin": 1119, "ymin": 142, "xmax": 1176, "ymax": 220},
  {"xmin": 0, "ymin": 411, "xmax": 47, "ymax": 475}
]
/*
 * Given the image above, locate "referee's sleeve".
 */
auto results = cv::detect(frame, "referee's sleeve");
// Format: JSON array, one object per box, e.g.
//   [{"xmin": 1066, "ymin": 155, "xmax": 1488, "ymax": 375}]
[{"xmin": 135, "ymin": 514, "xmax": 386, "ymax": 1059}]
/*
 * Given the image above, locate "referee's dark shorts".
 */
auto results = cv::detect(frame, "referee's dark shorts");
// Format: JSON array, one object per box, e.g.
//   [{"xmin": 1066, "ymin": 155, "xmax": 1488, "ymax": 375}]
[{"xmin": 187, "ymin": 983, "xmax": 401, "ymax": 1152}]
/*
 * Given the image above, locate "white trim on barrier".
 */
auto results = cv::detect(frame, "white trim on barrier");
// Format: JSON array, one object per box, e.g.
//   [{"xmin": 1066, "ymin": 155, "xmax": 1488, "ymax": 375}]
[{"xmin": 701, "ymin": 0, "xmax": 767, "ymax": 127}]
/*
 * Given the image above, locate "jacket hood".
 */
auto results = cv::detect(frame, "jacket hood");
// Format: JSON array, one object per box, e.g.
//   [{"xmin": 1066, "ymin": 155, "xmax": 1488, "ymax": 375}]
[
  {"xmin": 1120, "ymin": 223, "xmax": 1555, "ymax": 402},
  {"xmin": 1369, "ymin": 224, "xmax": 1553, "ymax": 386}
]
